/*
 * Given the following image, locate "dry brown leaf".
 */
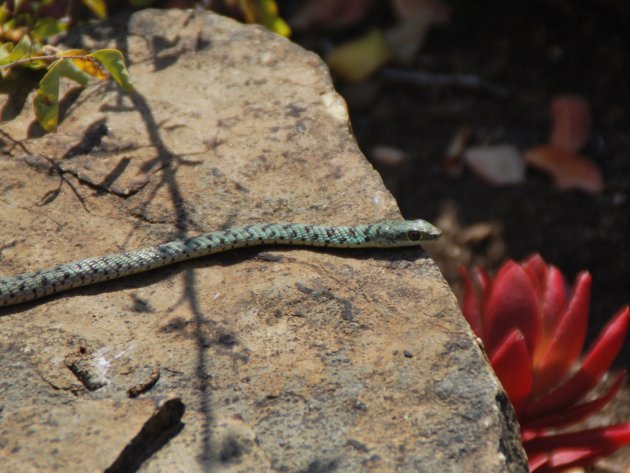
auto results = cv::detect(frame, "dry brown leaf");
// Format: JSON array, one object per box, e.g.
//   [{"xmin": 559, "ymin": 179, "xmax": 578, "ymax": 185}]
[
  {"xmin": 371, "ymin": 145, "xmax": 409, "ymax": 166},
  {"xmin": 524, "ymin": 145, "xmax": 604, "ymax": 194},
  {"xmin": 385, "ymin": 20, "xmax": 431, "ymax": 64},
  {"xmin": 460, "ymin": 222, "xmax": 497, "ymax": 244},
  {"xmin": 550, "ymin": 95, "xmax": 592, "ymax": 151},
  {"xmin": 387, "ymin": 0, "xmax": 451, "ymax": 63},
  {"xmin": 463, "ymin": 145, "xmax": 525, "ymax": 186},
  {"xmin": 391, "ymin": 0, "xmax": 451, "ymax": 22},
  {"xmin": 444, "ymin": 127, "xmax": 472, "ymax": 176},
  {"xmin": 291, "ymin": 0, "xmax": 375, "ymax": 30}
]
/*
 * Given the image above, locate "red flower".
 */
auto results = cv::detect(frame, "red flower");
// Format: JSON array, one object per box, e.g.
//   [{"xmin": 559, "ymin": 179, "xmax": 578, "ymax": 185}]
[{"xmin": 460, "ymin": 254, "xmax": 630, "ymax": 473}]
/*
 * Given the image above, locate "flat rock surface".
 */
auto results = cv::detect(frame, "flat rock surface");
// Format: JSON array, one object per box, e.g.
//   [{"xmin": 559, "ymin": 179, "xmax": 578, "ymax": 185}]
[{"xmin": 0, "ymin": 9, "xmax": 527, "ymax": 473}]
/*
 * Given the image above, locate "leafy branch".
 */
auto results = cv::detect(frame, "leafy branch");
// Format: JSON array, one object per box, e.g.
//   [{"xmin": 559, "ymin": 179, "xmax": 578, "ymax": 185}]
[
  {"xmin": 0, "ymin": 53, "xmax": 90, "ymax": 69},
  {"xmin": 1, "ymin": 35, "xmax": 132, "ymax": 132}
]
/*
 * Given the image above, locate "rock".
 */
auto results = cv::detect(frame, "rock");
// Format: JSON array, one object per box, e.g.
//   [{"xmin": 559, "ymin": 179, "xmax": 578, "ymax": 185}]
[{"xmin": 0, "ymin": 9, "xmax": 527, "ymax": 473}]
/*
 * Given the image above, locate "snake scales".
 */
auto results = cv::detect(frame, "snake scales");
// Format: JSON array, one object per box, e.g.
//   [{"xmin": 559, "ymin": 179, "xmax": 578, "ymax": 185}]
[{"xmin": 0, "ymin": 220, "xmax": 441, "ymax": 307}]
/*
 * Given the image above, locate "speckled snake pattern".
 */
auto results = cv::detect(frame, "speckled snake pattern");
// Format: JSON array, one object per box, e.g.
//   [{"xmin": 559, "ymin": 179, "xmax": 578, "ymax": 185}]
[{"xmin": 0, "ymin": 220, "xmax": 441, "ymax": 307}]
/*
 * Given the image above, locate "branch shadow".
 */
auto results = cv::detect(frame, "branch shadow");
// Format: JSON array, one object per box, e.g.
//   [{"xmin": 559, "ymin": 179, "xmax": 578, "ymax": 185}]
[{"xmin": 61, "ymin": 12, "xmax": 219, "ymax": 466}]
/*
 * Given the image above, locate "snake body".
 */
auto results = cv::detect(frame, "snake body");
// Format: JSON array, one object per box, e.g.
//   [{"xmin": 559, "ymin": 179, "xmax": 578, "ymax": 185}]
[{"xmin": 0, "ymin": 220, "xmax": 440, "ymax": 307}]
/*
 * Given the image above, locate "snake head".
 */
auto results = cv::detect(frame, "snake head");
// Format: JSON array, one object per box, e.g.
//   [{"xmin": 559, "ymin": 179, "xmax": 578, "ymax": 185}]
[
  {"xmin": 376, "ymin": 219, "xmax": 442, "ymax": 246},
  {"xmin": 407, "ymin": 219, "xmax": 442, "ymax": 241}
]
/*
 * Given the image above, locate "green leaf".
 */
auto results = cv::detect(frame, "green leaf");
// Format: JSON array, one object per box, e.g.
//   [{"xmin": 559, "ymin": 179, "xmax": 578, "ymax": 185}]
[
  {"xmin": 90, "ymin": 49, "xmax": 133, "ymax": 91},
  {"xmin": 0, "ymin": 3, "xmax": 10, "ymax": 23},
  {"xmin": 58, "ymin": 58, "xmax": 89, "ymax": 86},
  {"xmin": 239, "ymin": 0, "xmax": 291, "ymax": 37},
  {"xmin": 32, "ymin": 17, "xmax": 69, "ymax": 43},
  {"xmin": 0, "ymin": 42, "xmax": 13, "ymax": 63},
  {"xmin": 0, "ymin": 35, "xmax": 35, "ymax": 66},
  {"xmin": 34, "ymin": 59, "xmax": 62, "ymax": 132},
  {"xmin": 266, "ymin": 15, "xmax": 291, "ymax": 38},
  {"xmin": 128, "ymin": 0, "xmax": 155, "ymax": 7},
  {"xmin": 60, "ymin": 51, "xmax": 109, "ymax": 80},
  {"xmin": 258, "ymin": 0, "xmax": 291, "ymax": 37},
  {"xmin": 81, "ymin": 0, "xmax": 107, "ymax": 19},
  {"xmin": 13, "ymin": 0, "xmax": 27, "ymax": 14}
]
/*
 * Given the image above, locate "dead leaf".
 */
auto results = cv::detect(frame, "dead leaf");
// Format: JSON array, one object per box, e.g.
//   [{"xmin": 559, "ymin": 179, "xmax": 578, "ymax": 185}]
[
  {"xmin": 325, "ymin": 29, "xmax": 391, "ymax": 81},
  {"xmin": 444, "ymin": 127, "xmax": 472, "ymax": 176},
  {"xmin": 291, "ymin": 0, "xmax": 375, "ymax": 30},
  {"xmin": 387, "ymin": 0, "xmax": 451, "ymax": 63},
  {"xmin": 463, "ymin": 144, "xmax": 525, "ymax": 186},
  {"xmin": 385, "ymin": 20, "xmax": 432, "ymax": 64},
  {"xmin": 391, "ymin": 0, "xmax": 451, "ymax": 23},
  {"xmin": 524, "ymin": 145, "xmax": 604, "ymax": 194},
  {"xmin": 371, "ymin": 145, "xmax": 408, "ymax": 166},
  {"xmin": 550, "ymin": 95, "xmax": 591, "ymax": 151},
  {"xmin": 461, "ymin": 222, "xmax": 497, "ymax": 244}
]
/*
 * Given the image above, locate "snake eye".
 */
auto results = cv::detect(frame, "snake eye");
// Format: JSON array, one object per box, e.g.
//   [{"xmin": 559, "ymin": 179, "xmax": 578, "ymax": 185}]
[{"xmin": 407, "ymin": 230, "xmax": 421, "ymax": 241}]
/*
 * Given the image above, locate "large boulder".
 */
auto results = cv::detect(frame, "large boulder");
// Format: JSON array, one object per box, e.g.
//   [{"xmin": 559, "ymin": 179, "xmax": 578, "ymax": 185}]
[{"xmin": 0, "ymin": 9, "xmax": 526, "ymax": 472}]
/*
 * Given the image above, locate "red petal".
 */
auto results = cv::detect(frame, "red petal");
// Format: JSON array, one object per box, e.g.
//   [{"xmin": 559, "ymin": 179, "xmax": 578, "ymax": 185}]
[
  {"xmin": 523, "ymin": 423, "xmax": 630, "ymax": 454},
  {"xmin": 522, "ymin": 306, "xmax": 630, "ymax": 420},
  {"xmin": 475, "ymin": 266, "xmax": 491, "ymax": 294},
  {"xmin": 485, "ymin": 262, "xmax": 541, "ymax": 355},
  {"xmin": 522, "ymin": 256, "xmax": 568, "ymax": 354},
  {"xmin": 529, "ymin": 448, "xmax": 617, "ymax": 473},
  {"xmin": 540, "ymin": 267, "xmax": 567, "ymax": 336},
  {"xmin": 527, "ymin": 452, "xmax": 549, "ymax": 473},
  {"xmin": 524, "ymin": 372, "xmax": 624, "ymax": 430},
  {"xmin": 531, "ymin": 272, "xmax": 590, "ymax": 395},
  {"xmin": 522, "ymin": 253, "xmax": 548, "ymax": 296},
  {"xmin": 490, "ymin": 329, "xmax": 533, "ymax": 411},
  {"xmin": 459, "ymin": 265, "xmax": 484, "ymax": 339}
]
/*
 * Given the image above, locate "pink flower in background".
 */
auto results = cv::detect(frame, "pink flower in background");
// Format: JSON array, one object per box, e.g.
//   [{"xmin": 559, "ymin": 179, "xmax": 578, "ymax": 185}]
[{"xmin": 459, "ymin": 254, "xmax": 630, "ymax": 473}]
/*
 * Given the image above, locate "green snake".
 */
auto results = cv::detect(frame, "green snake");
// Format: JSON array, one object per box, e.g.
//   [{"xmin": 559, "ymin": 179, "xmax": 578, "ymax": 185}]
[{"xmin": 0, "ymin": 220, "xmax": 441, "ymax": 307}]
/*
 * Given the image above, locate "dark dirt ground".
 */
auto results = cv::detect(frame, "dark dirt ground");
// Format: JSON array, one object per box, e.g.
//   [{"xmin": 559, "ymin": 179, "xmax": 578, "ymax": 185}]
[
  {"xmin": 291, "ymin": 1, "xmax": 630, "ymax": 470},
  {"xmin": 293, "ymin": 1, "xmax": 630, "ymax": 363},
  {"xmin": 340, "ymin": 0, "xmax": 629, "ymax": 363}
]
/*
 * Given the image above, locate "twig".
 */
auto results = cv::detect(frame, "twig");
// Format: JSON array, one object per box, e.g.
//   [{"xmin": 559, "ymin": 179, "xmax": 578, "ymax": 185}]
[
  {"xmin": 0, "ymin": 54, "xmax": 98, "ymax": 70},
  {"xmin": 381, "ymin": 68, "xmax": 510, "ymax": 98},
  {"xmin": 127, "ymin": 365, "xmax": 161, "ymax": 398},
  {"xmin": 29, "ymin": 155, "xmax": 90, "ymax": 212}
]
